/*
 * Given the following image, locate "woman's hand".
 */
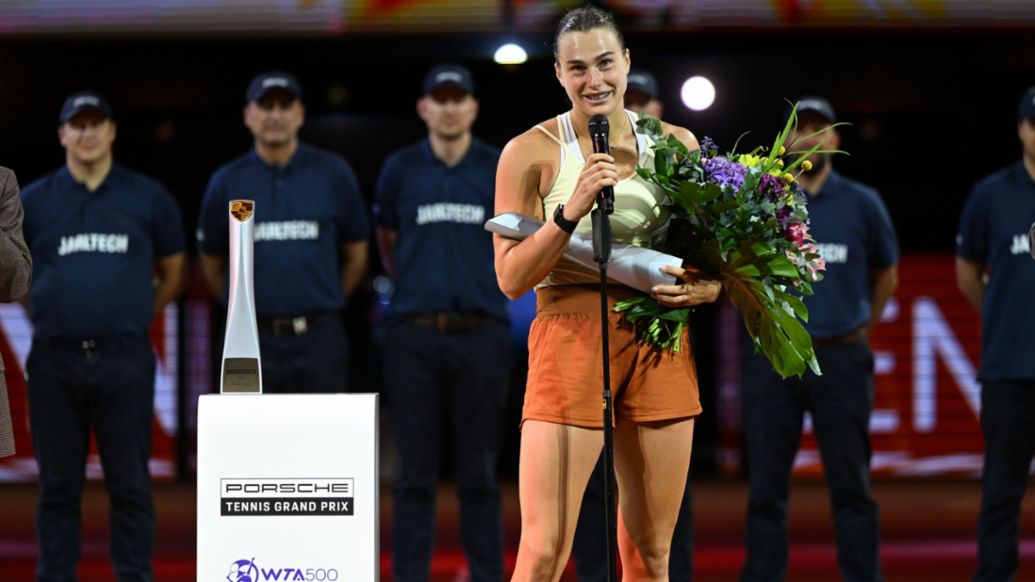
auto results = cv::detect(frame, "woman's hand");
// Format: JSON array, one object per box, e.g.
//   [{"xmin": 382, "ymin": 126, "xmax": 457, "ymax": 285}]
[
  {"xmin": 563, "ymin": 153, "xmax": 618, "ymax": 222},
  {"xmin": 651, "ymin": 265, "xmax": 722, "ymax": 307}
]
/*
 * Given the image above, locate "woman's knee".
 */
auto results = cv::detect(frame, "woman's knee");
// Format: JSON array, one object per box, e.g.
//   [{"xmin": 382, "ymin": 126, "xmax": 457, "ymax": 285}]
[
  {"xmin": 622, "ymin": 536, "xmax": 670, "ymax": 580},
  {"xmin": 516, "ymin": 539, "xmax": 566, "ymax": 580},
  {"xmin": 637, "ymin": 544, "xmax": 670, "ymax": 578}
]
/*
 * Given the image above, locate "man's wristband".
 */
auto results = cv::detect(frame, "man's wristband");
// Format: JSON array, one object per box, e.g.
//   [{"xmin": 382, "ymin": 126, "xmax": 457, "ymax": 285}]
[{"xmin": 553, "ymin": 204, "xmax": 578, "ymax": 234}]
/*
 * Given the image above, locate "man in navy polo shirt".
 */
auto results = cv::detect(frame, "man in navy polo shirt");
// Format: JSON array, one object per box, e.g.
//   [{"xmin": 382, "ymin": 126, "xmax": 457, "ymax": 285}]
[
  {"xmin": 21, "ymin": 91, "xmax": 186, "ymax": 581},
  {"xmin": 374, "ymin": 63, "xmax": 511, "ymax": 582},
  {"xmin": 957, "ymin": 85, "xmax": 1035, "ymax": 582},
  {"xmin": 198, "ymin": 71, "xmax": 369, "ymax": 394},
  {"xmin": 739, "ymin": 97, "xmax": 898, "ymax": 582}
]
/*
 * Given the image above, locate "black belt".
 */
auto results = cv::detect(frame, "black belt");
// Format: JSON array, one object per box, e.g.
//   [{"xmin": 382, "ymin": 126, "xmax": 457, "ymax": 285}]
[
  {"xmin": 405, "ymin": 312, "xmax": 494, "ymax": 333},
  {"xmin": 38, "ymin": 333, "xmax": 146, "ymax": 353},
  {"xmin": 813, "ymin": 328, "xmax": 867, "ymax": 348},
  {"xmin": 258, "ymin": 312, "xmax": 334, "ymax": 337}
]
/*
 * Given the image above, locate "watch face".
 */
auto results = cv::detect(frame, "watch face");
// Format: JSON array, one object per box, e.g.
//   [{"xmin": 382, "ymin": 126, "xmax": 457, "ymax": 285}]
[{"xmin": 554, "ymin": 204, "xmax": 575, "ymax": 232}]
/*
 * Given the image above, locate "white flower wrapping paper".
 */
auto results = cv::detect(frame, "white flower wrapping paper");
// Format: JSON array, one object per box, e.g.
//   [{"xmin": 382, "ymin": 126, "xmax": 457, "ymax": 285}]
[{"xmin": 485, "ymin": 212, "xmax": 682, "ymax": 293}]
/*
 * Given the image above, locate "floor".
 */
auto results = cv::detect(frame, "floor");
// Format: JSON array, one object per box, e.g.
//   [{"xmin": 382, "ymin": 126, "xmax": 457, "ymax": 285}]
[{"xmin": 1, "ymin": 478, "xmax": 1034, "ymax": 581}]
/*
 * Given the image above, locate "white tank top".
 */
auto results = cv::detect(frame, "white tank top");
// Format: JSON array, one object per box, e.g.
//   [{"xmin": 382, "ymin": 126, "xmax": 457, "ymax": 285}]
[{"xmin": 534, "ymin": 110, "xmax": 670, "ymax": 287}]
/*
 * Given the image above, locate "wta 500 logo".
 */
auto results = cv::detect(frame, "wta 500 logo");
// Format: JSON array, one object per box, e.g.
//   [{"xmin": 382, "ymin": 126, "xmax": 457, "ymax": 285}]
[{"xmin": 227, "ymin": 557, "xmax": 340, "ymax": 581}]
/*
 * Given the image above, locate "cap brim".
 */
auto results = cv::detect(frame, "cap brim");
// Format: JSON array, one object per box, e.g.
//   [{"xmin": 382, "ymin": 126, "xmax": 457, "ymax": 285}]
[
  {"xmin": 61, "ymin": 105, "xmax": 111, "ymax": 124},
  {"xmin": 427, "ymin": 82, "xmax": 472, "ymax": 95},
  {"xmin": 249, "ymin": 87, "xmax": 301, "ymax": 102},
  {"xmin": 796, "ymin": 107, "xmax": 834, "ymax": 123}
]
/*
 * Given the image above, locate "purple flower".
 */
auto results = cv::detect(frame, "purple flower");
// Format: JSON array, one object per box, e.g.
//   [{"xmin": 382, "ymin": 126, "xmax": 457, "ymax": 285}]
[
  {"xmin": 700, "ymin": 136, "xmax": 719, "ymax": 154},
  {"xmin": 758, "ymin": 173, "xmax": 787, "ymax": 200},
  {"xmin": 703, "ymin": 157, "xmax": 746, "ymax": 191},
  {"xmin": 776, "ymin": 206, "xmax": 792, "ymax": 227}
]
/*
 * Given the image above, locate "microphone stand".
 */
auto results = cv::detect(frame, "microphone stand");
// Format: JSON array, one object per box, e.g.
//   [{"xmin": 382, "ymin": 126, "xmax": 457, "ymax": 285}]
[{"xmin": 592, "ymin": 190, "xmax": 617, "ymax": 582}]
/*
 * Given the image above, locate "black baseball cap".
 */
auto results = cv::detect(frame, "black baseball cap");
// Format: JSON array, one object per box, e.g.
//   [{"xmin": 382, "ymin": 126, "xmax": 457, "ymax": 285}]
[
  {"xmin": 794, "ymin": 95, "xmax": 837, "ymax": 124},
  {"xmin": 423, "ymin": 64, "xmax": 474, "ymax": 95},
  {"xmin": 1018, "ymin": 86, "xmax": 1035, "ymax": 120},
  {"xmin": 59, "ymin": 91, "xmax": 113, "ymax": 124},
  {"xmin": 626, "ymin": 70, "xmax": 658, "ymax": 100},
  {"xmin": 246, "ymin": 71, "xmax": 303, "ymax": 103}
]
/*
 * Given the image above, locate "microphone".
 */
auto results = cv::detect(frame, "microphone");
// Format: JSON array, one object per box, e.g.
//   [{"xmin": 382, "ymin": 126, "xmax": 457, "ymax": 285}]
[{"xmin": 588, "ymin": 114, "xmax": 615, "ymax": 214}]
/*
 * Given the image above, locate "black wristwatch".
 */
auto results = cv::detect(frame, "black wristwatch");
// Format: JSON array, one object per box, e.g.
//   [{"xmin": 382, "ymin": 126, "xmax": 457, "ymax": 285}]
[{"xmin": 553, "ymin": 204, "xmax": 578, "ymax": 234}]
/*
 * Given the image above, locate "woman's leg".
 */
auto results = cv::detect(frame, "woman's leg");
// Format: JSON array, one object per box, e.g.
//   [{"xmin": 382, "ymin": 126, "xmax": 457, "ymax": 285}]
[
  {"xmin": 614, "ymin": 418, "xmax": 695, "ymax": 581},
  {"xmin": 511, "ymin": 420, "xmax": 604, "ymax": 582}
]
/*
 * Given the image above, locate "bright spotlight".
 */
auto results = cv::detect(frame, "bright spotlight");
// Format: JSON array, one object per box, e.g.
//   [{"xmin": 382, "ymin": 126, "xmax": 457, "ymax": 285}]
[
  {"xmin": 681, "ymin": 76, "xmax": 716, "ymax": 112},
  {"xmin": 494, "ymin": 43, "xmax": 528, "ymax": 65}
]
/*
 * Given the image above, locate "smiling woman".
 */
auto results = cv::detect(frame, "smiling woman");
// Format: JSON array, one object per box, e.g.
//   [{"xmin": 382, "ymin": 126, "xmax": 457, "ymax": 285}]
[{"xmin": 492, "ymin": 5, "xmax": 718, "ymax": 582}]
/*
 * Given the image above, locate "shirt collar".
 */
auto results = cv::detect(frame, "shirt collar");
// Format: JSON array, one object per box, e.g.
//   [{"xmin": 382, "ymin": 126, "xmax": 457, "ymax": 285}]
[
  {"xmin": 422, "ymin": 137, "xmax": 477, "ymax": 170},
  {"xmin": 57, "ymin": 163, "xmax": 120, "ymax": 193},
  {"xmin": 248, "ymin": 142, "xmax": 306, "ymax": 173},
  {"xmin": 814, "ymin": 169, "xmax": 842, "ymax": 198},
  {"xmin": 1012, "ymin": 161, "xmax": 1035, "ymax": 188}
]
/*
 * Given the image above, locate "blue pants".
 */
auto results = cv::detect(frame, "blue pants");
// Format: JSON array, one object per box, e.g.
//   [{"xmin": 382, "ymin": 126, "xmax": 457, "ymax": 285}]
[
  {"xmin": 28, "ymin": 334, "xmax": 156, "ymax": 582},
  {"xmin": 974, "ymin": 379, "xmax": 1035, "ymax": 582},
  {"xmin": 573, "ymin": 454, "xmax": 694, "ymax": 581},
  {"xmin": 258, "ymin": 312, "xmax": 348, "ymax": 394},
  {"xmin": 384, "ymin": 319, "xmax": 512, "ymax": 582},
  {"xmin": 739, "ymin": 339, "xmax": 881, "ymax": 582}
]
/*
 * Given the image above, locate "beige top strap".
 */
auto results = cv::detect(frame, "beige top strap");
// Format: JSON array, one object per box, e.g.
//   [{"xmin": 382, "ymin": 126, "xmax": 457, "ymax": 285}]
[{"xmin": 533, "ymin": 124, "xmax": 564, "ymax": 146}]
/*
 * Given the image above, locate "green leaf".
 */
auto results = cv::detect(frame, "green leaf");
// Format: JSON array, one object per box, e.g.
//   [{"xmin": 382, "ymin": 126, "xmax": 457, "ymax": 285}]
[
  {"xmin": 766, "ymin": 254, "xmax": 799, "ymax": 278},
  {"xmin": 780, "ymin": 293, "xmax": 810, "ymax": 323}
]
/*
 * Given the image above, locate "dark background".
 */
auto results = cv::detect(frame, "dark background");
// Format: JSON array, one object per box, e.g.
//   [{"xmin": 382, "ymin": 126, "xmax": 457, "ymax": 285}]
[
  {"xmin": 1, "ymin": 22, "xmax": 1032, "ymax": 479},
  {"xmin": 3, "ymin": 29, "xmax": 1032, "ymax": 251}
]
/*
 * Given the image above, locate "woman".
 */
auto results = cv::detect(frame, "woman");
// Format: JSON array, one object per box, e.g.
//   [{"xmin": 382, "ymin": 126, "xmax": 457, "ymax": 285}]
[{"xmin": 493, "ymin": 6, "xmax": 721, "ymax": 581}]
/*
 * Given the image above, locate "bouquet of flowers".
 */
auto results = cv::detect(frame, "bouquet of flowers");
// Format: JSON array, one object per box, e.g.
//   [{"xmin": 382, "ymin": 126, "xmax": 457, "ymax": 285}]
[{"xmin": 614, "ymin": 106, "xmax": 836, "ymax": 378}]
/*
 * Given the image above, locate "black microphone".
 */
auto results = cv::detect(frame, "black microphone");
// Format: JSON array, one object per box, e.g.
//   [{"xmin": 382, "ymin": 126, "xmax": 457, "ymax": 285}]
[{"xmin": 588, "ymin": 114, "xmax": 615, "ymax": 214}]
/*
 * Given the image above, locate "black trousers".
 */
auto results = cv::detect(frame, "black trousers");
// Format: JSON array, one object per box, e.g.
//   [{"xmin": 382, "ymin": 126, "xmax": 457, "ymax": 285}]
[
  {"xmin": 384, "ymin": 319, "xmax": 512, "ymax": 582},
  {"xmin": 739, "ymin": 339, "xmax": 881, "ymax": 582},
  {"xmin": 28, "ymin": 334, "xmax": 156, "ymax": 582},
  {"xmin": 258, "ymin": 312, "xmax": 348, "ymax": 394},
  {"xmin": 573, "ymin": 454, "xmax": 694, "ymax": 581},
  {"xmin": 974, "ymin": 379, "xmax": 1035, "ymax": 582}
]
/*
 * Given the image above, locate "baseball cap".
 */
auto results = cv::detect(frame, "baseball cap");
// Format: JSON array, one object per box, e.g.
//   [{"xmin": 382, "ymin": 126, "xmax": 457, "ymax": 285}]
[
  {"xmin": 626, "ymin": 70, "xmax": 658, "ymax": 100},
  {"xmin": 423, "ymin": 64, "xmax": 474, "ymax": 95},
  {"xmin": 246, "ymin": 71, "xmax": 303, "ymax": 103},
  {"xmin": 1018, "ymin": 86, "xmax": 1035, "ymax": 120},
  {"xmin": 794, "ymin": 95, "xmax": 837, "ymax": 124},
  {"xmin": 59, "ymin": 91, "xmax": 113, "ymax": 124}
]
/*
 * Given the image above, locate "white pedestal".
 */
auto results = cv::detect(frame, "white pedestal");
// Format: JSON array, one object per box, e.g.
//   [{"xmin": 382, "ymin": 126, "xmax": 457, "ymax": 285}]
[{"xmin": 197, "ymin": 393, "xmax": 379, "ymax": 581}]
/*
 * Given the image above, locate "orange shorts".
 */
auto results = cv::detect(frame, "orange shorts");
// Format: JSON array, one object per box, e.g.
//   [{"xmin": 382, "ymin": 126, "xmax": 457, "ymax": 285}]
[{"xmin": 523, "ymin": 284, "xmax": 703, "ymax": 428}]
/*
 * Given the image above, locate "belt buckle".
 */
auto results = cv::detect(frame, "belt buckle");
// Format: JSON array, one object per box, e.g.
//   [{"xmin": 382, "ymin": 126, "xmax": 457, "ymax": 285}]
[
  {"xmin": 436, "ymin": 313, "xmax": 451, "ymax": 333},
  {"xmin": 439, "ymin": 313, "xmax": 468, "ymax": 333},
  {"xmin": 271, "ymin": 316, "xmax": 308, "ymax": 336}
]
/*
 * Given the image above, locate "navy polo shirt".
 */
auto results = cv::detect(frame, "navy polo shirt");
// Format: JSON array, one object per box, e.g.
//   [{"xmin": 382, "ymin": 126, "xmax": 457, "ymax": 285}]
[
  {"xmin": 373, "ymin": 138, "xmax": 508, "ymax": 322},
  {"xmin": 21, "ymin": 165, "xmax": 185, "ymax": 338},
  {"xmin": 198, "ymin": 143, "xmax": 370, "ymax": 317},
  {"xmin": 803, "ymin": 171, "xmax": 899, "ymax": 338},
  {"xmin": 957, "ymin": 162, "xmax": 1035, "ymax": 381}
]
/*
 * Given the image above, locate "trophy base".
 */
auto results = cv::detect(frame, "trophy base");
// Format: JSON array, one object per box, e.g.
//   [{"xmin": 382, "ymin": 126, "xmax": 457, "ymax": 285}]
[{"xmin": 221, "ymin": 357, "xmax": 261, "ymax": 393}]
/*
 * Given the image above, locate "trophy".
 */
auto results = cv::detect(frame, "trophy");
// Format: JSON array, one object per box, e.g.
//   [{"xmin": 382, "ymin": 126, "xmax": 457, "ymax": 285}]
[{"xmin": 220, "ymin": 200, "xmax": 262, "ymax": 393}]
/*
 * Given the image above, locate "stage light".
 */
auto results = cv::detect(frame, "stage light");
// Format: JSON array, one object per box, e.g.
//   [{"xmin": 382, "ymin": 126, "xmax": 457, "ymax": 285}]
[
  {"xmin": 494, "ymin": 43, "xmax": 528, "ymax": 65},
  {"xmin": 681, "ymin": 76, "xmax": 716, "ymax": 111}
]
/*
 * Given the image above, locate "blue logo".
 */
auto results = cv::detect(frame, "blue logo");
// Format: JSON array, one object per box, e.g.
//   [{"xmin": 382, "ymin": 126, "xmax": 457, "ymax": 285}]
[{"xmin": 228, "ymin": 558, "xmax": 258, "ymax": 582}]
